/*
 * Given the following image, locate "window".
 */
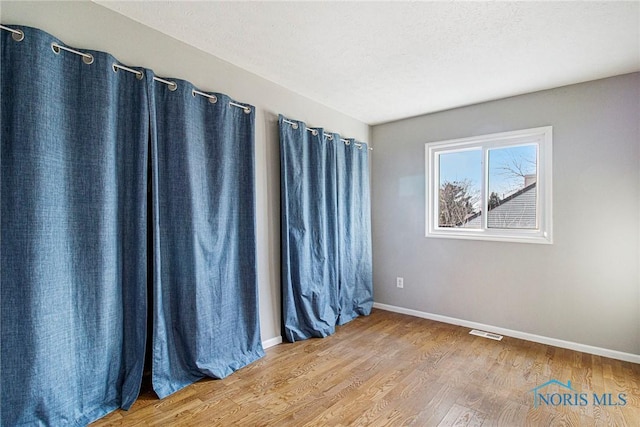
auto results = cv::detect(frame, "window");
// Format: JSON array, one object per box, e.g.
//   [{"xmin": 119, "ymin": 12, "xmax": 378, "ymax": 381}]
[{"xmin": 425, "ymin": 126, "xmax": 552, "ymax": 244}]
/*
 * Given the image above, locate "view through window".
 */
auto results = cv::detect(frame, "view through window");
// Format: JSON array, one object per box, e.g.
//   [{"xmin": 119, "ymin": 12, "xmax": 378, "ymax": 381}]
[{"xmin": 426, "ymin": 127, "xmax": 552, "ymax": 244}]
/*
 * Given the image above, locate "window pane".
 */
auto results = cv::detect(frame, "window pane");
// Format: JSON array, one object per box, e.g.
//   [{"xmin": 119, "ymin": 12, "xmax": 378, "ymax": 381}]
[
  {"xmin": 487, "ymin": 144, "xmax": 537, "ymax": 229},
  {"xmin": 438, "ymin": 149, "xmax": 482, "ymax": 228}
]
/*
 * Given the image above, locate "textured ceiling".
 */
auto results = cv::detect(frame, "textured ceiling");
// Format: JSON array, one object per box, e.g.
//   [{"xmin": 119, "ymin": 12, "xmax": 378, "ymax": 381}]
[{"xmin": 96, "ymin": 1, "xmax": 640, "ymax": 125}]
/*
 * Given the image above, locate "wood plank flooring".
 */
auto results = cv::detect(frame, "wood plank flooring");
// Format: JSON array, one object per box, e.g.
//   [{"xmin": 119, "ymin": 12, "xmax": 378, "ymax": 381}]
[{"xmin": 92, "ymin": 309, "xmax": 640, "ymax": 426}]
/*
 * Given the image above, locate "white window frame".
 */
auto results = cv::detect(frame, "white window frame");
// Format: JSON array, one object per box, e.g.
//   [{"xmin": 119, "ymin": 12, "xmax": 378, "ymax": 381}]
[{"xmin": 425, "ymin": 126, "xmax": 553, "ymax": 244}]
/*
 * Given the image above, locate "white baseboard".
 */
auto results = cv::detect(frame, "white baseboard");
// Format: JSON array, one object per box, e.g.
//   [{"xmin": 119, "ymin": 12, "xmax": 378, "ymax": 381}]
[
  {"xmin": 373, "ymin": 302, "xmax": 640, "ymax": 364},
  {"xmin": 262, "ymin": 336, "xmax": 283, "ymax": 349}
]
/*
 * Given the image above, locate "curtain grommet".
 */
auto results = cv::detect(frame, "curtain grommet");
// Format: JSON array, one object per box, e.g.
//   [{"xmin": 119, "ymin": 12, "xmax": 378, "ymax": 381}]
[
  {"xmin": 243, "ymin": 107, "xmax": 251, "ymax": 114},
  {"xmin": 192, "ymin": 89, "xmax": 217, "ymax": 103},
  {"xmin": 168, "ymin": 82, "xmax": 178, "ymax": 91},
  {"xmin": 113, "ymin": 63, "xmax": 145, "ymax": 80},
  {"xmin": 51, "ymin": 42, "xmax": 93, "ymax": 65},
  {"xmin": 292, "ymin": 123, "xmax": 299, "ymax": 130},
  {"xmin": 312, "ymin": 129, "xmax": 318, "ymax": 136},
  {"xmin": 12, "ymin": 30, "xmax": 24, "ymax": 42},
  {"xmin": 345, "ymin": 140, "xmax": 351, "ymax": 146}
]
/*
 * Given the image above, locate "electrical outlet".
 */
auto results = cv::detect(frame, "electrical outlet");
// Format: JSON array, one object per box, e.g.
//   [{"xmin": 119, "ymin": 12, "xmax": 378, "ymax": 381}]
[{"xmin": 396, "ymin": 277, "xmax": 404, "ymax": 288}]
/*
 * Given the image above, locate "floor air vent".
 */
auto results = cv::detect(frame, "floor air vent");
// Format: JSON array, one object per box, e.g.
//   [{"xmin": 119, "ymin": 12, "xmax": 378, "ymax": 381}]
[{"xmin": 469, "ymin": 329, "xmax": 503, "ymax": 341}]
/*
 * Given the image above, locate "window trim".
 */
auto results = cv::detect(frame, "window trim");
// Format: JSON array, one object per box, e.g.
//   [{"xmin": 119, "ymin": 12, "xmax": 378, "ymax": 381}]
[{"xmin": 425, "ymin": 126, "xmax": 553, "ymax": 244}]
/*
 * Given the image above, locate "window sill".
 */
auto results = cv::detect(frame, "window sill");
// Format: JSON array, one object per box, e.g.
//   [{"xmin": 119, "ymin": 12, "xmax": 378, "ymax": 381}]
[{"xmin": 426, "ymin": 230, "xmax": 552, "ymax": 245}]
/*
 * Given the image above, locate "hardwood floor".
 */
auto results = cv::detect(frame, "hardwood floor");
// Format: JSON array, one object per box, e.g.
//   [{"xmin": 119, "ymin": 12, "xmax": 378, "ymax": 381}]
[{"xmin": 92, "ymin": 309, "xmax": 640, "ymax": 426}]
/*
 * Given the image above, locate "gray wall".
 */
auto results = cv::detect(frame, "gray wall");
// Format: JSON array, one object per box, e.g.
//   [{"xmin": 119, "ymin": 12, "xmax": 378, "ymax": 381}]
[
  {"xmin": 0, "ymin": 0, "xmax": 370, "ymax": 344},
  {"xmin": 372, "ymin": 73, "xmax": 640, "ymax": 355}
]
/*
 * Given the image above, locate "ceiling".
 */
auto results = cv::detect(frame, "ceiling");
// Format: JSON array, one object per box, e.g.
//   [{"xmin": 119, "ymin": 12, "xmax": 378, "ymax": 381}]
[{"xmin": 96, "ymin": 1, "xmax": 640, "ymax": 125}]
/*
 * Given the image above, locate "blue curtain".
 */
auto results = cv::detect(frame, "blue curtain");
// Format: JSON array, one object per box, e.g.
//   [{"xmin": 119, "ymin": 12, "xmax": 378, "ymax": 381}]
[
  {"xmin": 279, "ymin": 115, "xmax": 372, "ymax": 342},
  {"xmin": 279, "ymin": 119, "xmax": 339, "ymax": 341},
  {"xmin": 336, "ymin": 139, "xmax": 374, "ymax": 325},
  {"xmin": 1, "ymin": 26, "xmax": 148, "ymax": 426},
  {"xmin": 149, "ymin": 75, "xmax": 264, "ymax": 398}
]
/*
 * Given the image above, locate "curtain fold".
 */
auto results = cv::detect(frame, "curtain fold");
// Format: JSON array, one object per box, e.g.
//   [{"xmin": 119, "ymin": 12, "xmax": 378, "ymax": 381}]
[
  {"xmin": 1, "ymin": 26, "xmax": 148, "ymax": 426},
  {"xmin": 279, "ymin": 119, "xmax": 339, "ymax": 342},
  {"xmin": 149, "ymin": 76, "xmax": 264, "ymax": 398},
  {"xmin": 336, "ymin": 139, "xmax": 374, "ymax": 325},
  {"xmin": 279, "ymin": 115, "xmax": 372, "ymax": 342}
]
